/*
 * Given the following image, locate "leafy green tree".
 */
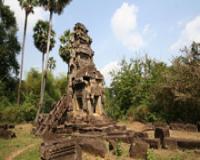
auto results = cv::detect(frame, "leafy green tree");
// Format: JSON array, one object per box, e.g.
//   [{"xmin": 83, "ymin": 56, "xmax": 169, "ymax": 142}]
[
  {"xmin": 55, "ymin": 74, "xmax": 68, "ymax": 96},
  {"xmin": 0, "ymin": 2, "xmax": 21, "ymax": 101},
  {"xmin": 38, "ymin": 0, "xmax": 72, "ymax": 122},
  {"xmin": 24, "ymin": 68, "xmax": 60, "ymax": 112},
  {"xmin": 17, "ymin": 0, "xmax": 38, "ymax": 105},
  {"xmin": 151, "ymin": 42, "xmax": 200, "ymax": 123},
  {"xmin": 59, "ymin": 29, "xmax": 71, "ymax": 65},
  {"xmin": 33, "ymin": 20, "xmax": 55, "ymax": 72},
  {"xmin": 107, "ymin": 56, "xmax": 168, "ymax": 121}
]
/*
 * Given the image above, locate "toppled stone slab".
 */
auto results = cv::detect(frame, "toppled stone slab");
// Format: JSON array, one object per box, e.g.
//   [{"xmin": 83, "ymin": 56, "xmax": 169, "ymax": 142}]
[
  {"xmin": 129, "ymin": 140, "xmax": 149, "ymax": 159},
  {"xmin": 41, "ymin": 139, "xmax": 82, "ymax": 160},
  {"xmin": 197, "ymin": 122, "xmax": 200, "ymax": 132},
  {"xmin": 133, "ymin": 132, "xmax": 148, "ymax": 139},
  {"xmin": 105, "ymin": 129, "xmax": 135, "ymax": 144},
  {"xmin": 0, "ymin": 124, "xmax": 15, "ymax": 129},
  {"xmin": 170, "ymin": 123, "xmax": 198, "ymax": 132},
  {"xmin": 176, "ymin": 138, "xmax": 200, "ymax": 149},
  {"xmin": 153, "ymin": 122, "xmax": 169, "ymax": 128},
  {"xmin": 155, "ymin": 127, "xmax": 170, "ymax": 148},
  {"xmin": 164, "ymin": 138, "xmax": 178, "ymax": 150},
  {"xmin": 143, "ymin": 138, "xmax": 161, "ymax": 149},
  {"xmin": 106, "ymin": 134, "xmax": 133, "ymax": 144},
  {"xmin": 0, "ymin": 128, "xmax": 16, "ymax": 139},
  {"xmin": 76, "ymin": 137, "xmax": 107, "ymax": 158}
]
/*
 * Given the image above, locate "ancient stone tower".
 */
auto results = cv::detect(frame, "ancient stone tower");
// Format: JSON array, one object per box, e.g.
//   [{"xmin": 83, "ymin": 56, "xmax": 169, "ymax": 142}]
[
  {"xmin": 68, "ymin": 23, "xmax": 104, "ymax": 116},
  {"xmin": 36, "ymin": 23, "xmax": 105, "ymax": 135}
]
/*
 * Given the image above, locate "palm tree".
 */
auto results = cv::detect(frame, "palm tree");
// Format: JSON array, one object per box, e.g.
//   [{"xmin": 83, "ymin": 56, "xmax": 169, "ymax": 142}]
[
  {"xmin": 33, "ymin": 20, "xmax": 55, "ymax": 122},
  {"xmin": 48, "ymin": 57, "xmax": 56, "ymax": 72},
  {"xmin": 17, "ymin": 0, "xmax": 38, "ymax": 105},
  {"xmin": 33, "ymin": 20, "xmax": 55, "ymax": 72},
  {"xmin": 38, "ymin": 0, "xmax": 72, "ymax": 122}
]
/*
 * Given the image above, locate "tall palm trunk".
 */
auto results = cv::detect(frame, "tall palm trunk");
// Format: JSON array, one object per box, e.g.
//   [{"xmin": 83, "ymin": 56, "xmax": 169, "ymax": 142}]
[
  {"xmin": 42, "ymin": 53, "xmax": 45, "ymax": 73},
  {"xmin": 17, "ymin": 11, "xmax": 28, "ymax": 106},
  {"xmin": 40, "ymin": 53, "xmax": 45, "ymax": 98},
  {"xmin": 35, "ymin": 11, "xmax": 53, "ymax": 123},
  {"xmin": 35, "ymin": 53, "xmax": 45, "ymax": 123}
]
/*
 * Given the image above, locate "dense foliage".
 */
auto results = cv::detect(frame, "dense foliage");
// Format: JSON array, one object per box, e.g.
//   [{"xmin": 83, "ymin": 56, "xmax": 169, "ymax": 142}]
[
  {"xmin": 0, "ymin": 69, "xmax": 68, "ymax": 123},
  {"xmin": 0, "ymin": 3, "xmax": 21, "ymax": 102},
  {"xmin": 106, "ymin": 43, "xmax": 200, "ymax": 123},
  {"xmin": 59, "ymin": 29, "xmax": 71, "ymax": 64},
  {"xmin": 105, "ymin": 56, "xmax": 168, "ymax": 121},
  {"xmin": 151, "ymin": 43, "xmax": 200, "ymax": 123}
]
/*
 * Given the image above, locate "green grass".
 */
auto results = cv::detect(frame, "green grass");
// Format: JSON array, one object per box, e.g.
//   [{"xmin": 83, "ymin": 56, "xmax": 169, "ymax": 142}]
[
  {"xmin": 1, "ymin": 123, "xmax": 200, "ymax": 160},
  {"xmin": 0, "ymin": 124, "xmax": 41, "ymax": 160}
]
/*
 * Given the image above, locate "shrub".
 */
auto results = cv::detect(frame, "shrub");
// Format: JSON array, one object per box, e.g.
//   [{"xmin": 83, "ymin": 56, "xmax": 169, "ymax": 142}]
[
  {"xmin": 127, "ymin": 105, "xmax": 158, "ymax": 122},
  {"xmin": 0, "ymin": 102, "xmax": 36, "ymax": 123},
  {"xmin": 113, "ymin": 141, "xmax": 123, "ymax": 157},
  {"xmin": 147, "ymin": 149, "xmax": 156, "ymax": 160}
]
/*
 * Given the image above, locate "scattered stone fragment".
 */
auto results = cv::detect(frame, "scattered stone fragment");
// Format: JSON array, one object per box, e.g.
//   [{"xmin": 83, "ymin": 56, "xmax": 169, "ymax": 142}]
[
  {"xmin": 77, "ymin": 137, "xmax": 107, "ymax": 158},
  {"xmin": 143, "ymin": 138, "xmax": 161, "ymax": 149},
  {"xmin": 133, "ymin": 131, "xmax": 148, "ymax": 139},
  {"xmin": 197, "ymin": 122, "xmax": 200, "ymax": 132},
  {"xmin": 170, "ymin": 123, "xmax": 198, "ymax": 132},
  {"xmin": 0, "ymin": 125, "xmax": 16, "ymax": 139},
  {"xmin": 164, "ymin": 138, "xmax": 177, "ymax": 150},
  {"xmin": 40, "ymin": 139, "xmax": 82, "ymax": 160},
  {"xmin": 176, "ymin": 138, "xmax": 200, "ymax": 149},
  {"xmin": 154, "ymin": 127, "xmax": 170, "ymax": 148},
  {"xmin": 129, "ymin": 140, "xmax": 149, "ymax": 159}
]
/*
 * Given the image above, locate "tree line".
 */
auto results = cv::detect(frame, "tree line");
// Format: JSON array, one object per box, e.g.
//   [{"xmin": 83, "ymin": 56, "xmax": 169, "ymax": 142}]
[
  {"xmin": 0, "ymin": 0, "xmax": 72, "ymax": 122},
  {"xmin": 105, "ymin": 42, "xmax": 200, "ymax": 124},
  {"xmin": 1, "ymin": 1, "xmax": 200, "ymax": 124}
]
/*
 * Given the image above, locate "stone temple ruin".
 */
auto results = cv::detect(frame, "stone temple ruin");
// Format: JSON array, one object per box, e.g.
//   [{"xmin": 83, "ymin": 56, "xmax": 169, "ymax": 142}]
[
  {"xmin": 35, "ymin": 23, "xmax": 107, "ymax": 136},
  {"xmin": 67, "ymin": 23, "xmax": 104, "ymax": 116},
  {"xmin": 35, "ymin": 23, "xmax": 200, "ymax": 160}
]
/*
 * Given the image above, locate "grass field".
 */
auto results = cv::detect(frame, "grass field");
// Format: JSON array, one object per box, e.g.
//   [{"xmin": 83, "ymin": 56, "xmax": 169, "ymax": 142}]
[
  {"xmin": 1, "ymin": 123, "xmax": 200, "ymax": 160},
  {"xmin": 0, "ymin": 124, "xmax": 41, "ymax": 160}
]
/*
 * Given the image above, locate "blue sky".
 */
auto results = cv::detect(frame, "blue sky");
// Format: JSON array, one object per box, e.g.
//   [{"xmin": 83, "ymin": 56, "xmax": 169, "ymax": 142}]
[{"xmin": 4, "ymin": 0, "xmax": 200, "ymax": 85}]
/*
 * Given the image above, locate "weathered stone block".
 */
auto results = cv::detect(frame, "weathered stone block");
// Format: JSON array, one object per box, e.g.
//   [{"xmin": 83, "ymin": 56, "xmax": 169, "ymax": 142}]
[
  {"xmin": 133, "ymin": 132, "xmax": 148, "ymax": 139},
  {"xmin": 129, "ymin": 141, "xmax": 149, "ymax": 159},
  {"xmin": 106, "ymin": 134, "xmax": 134, "ymax": 144},
  {"xmin": 164, "ymin": 138, "xmax": 177, "ymax": 150},
  {"xmin": 40, "ymin": 139, "xmax": 82, "ymax": 160},
  {"xmin": 143, "ymin": 138, "xmax": 161, "ymax": 149},
  {"xmin": 154, "ymin": 127, "xmax": 170, "ymax": 148},
  {"xmin": 78, "ymin": 138, "xmax": 107, "ymax": 158},
  {"xmin": 0, "ymin": 128, "xmax": 16, "ymax": 139},
  {"xmin": 176, "ymin": 139, "xmax": 200, "ymax": 149},
  {"xmin": 170, "ymin": 123, "xmax": 198, "ymax": 132},
  {"xmin": 197, "ymin": 122, "xmax": 200, "ymax": 132}
]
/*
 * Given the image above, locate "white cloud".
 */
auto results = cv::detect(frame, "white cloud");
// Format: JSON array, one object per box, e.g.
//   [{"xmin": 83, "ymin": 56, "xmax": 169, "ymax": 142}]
[
  {"xmin": 171, "ymin": 16, "xmax": 200, "ymax": 51},
  {"xmin": 100, "ymin": 61, "xmax": 120, "ymax": 86},
  {"xmin": 111, "ymin": 2, "xmax": 144, "ymax": 51},
  {"xmin": 143, "ymin": 24, "xmax": 151, "ymax": 34},
  {"xmin": 4, "ymin": 0, "xmax": 48, "ymax": 35}
]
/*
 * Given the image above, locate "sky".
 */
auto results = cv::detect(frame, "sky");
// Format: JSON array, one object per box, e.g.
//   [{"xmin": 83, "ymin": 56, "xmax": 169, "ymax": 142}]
[{"xmin": 4, "ymin": 0, "xmax": 200, "ymax": 85}]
